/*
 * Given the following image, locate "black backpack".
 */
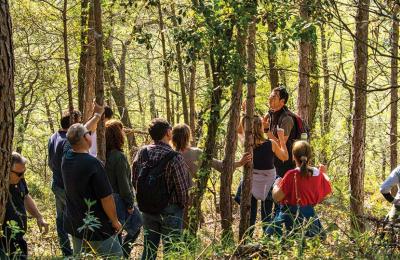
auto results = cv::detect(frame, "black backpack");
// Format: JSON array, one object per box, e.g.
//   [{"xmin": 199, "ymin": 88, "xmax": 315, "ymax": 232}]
[{"xmin": 136, "ymin": 148, "xmax": 179, "ymax": 214}]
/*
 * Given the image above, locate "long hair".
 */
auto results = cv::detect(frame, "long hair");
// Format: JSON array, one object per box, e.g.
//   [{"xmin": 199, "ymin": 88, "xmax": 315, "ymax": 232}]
[
  {"xmin": 172, "ymin": 123, "xmax": 191, "ymax": 151},
  {"xmin": 292, "ymin": 140, "xmax": 313, "ymax": 177},
  {"xmin": 105, "ymin": 119, "xmax": 124, "ymax": 155}
]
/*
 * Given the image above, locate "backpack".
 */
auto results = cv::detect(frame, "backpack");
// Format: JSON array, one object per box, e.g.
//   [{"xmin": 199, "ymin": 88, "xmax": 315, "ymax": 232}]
[
  {"xmin": 136, "ymin": 148, "xmax": 179, "ymax": 214},
  {"xmin": 279, "ymin": 107, "xmax": 310, "ymax": 142}
]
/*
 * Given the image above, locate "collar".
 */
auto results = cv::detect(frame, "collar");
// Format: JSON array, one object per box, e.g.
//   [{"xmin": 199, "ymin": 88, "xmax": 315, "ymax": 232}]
[{"xmin": 154, "ymin": 140, "xmax": 172, "ymax": 149}]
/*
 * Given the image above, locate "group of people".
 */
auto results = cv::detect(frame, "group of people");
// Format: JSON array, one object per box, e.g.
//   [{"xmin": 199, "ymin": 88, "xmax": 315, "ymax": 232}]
[{"xmin": 15, "ymin": 86, "xmax": 400, "ymax": 259}]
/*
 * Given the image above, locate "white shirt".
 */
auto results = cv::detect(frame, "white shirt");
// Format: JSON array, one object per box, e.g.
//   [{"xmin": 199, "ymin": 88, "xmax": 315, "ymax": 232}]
[{"xmin": 380, "ymin": 166, "xmax": 400, "ymax": 199}]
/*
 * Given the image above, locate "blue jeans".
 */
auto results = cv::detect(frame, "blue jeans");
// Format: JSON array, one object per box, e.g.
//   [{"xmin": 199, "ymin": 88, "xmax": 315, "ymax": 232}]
[
  {"xmin": 72, "ymin": 235, "xmax": 122, "ymax": 257},
  {"xmin": 52, "ymin": 183, "xmax": 73, "ymax": 256},
  {"xmin": 234, "ymin": 181, "xmax": 274, "ymax": 236},
  {"xmin": 114, "ymin": 194, "xmax": 143, "ymax": 258},
  {"xmin": 265, "ymin": 205, "xmax": 325, "ymax": 238},
  {"xmin": 141, "ymin": 204, "xmax": 183, "ymax": 260}
]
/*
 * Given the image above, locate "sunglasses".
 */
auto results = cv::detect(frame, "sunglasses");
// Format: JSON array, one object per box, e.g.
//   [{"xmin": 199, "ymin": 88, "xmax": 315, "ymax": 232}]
[
  {"xmin": 84, "ymin": 130, "xmax": 92, "ymax": 136},
  {"xmin": 11, "ymin": 170, "xmax": 26, "ymax": 177}
]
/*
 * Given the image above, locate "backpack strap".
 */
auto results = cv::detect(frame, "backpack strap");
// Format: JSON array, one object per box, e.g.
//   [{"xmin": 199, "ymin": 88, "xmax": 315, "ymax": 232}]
[
  {"xmin": 141, "ymin": 146, "xmax": 150, "ymax": 162},
  {"xmin": 153, "ymin": 151, "xmax": 179, "ymax": 173}
]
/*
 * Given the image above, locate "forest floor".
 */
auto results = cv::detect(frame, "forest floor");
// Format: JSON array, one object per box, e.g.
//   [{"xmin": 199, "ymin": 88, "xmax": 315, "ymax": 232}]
[{"xmin": 24, "ymin": 171, "xmax": 400, "ymax": 259}]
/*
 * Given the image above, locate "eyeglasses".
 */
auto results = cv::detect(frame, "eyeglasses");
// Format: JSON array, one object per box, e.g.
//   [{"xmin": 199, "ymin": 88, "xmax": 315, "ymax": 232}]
[{"xmin": 11, "ymin": 170, "xmax": 26, "ymax": 177}]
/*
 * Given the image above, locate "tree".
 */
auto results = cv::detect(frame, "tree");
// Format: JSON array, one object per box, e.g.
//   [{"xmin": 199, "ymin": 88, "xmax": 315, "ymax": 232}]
[
  {"xmin": 239, "ymin": 4, "xmax": 257, "ymax": 240},
  {"xmin": 93, "ymin": 0, "xmax": 106, "ymax": 162},
  {"xmin": 350, "ymin": 0, "xmax": 370, "ymax": 232},
  {"xmin": 78, "ymin": 0, "xmax": 89, "ymax": 114},
  {"xmin": 0, "ymin": 0, "xmax": 15, "ymax": 225}
]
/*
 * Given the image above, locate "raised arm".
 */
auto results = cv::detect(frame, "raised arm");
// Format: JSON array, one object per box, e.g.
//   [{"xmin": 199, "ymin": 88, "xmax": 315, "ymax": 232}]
[{"xmin": 271, "ymin": 127, "xmax": 288, "ymax": 161}]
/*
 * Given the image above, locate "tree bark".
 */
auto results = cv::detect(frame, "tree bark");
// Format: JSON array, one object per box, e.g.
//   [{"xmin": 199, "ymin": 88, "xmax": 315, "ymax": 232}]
[
  {"xmin": 44, "ymin": 96, "xmax": 55, "ymax": 134},
  {"xmin": 239, "ymin": 10, "xmax": 256, "ymax": 240},
  {"xmin": 390, "ymin": 9, "xmax": 398, "ymax": 171},
  {"xmin": 308, "ymin": 41, "xmax": 319, "ymax": 132},
  {"xmin": 321, "ymin": 23, "xmax": 330, "ymax": 135},
  {"xmin": 158, "ymin": 1, "xmax": 171, "ymax": 122},
  {"xmin": 147, "ymin": 58, "xmax": 157, "ymax": 119},
  {"xmin": 350, "ymin": 0, "xmax": 370, "ymax": 232},
  {"xmin": 220, "ymin": 26, "xmax": 247, "ymax": 241},
  {"xmin": 83, "ymin": 1, "xmax": 96, "ymax": 122},
  {"xmin": 171, "ymin": 3, "xmax": 189, "ymax": 124},
  {"xmin": 0, "ymin": 0, "xmax": 15, "ymax": 225},
  {"xmin": 78, "ymin": 0, "xmax": 89, "ymax": 113},
  {"xmin": 266, "ymin": 13, "xmax": 279, "ymax": 90},
  {"xmin": 93, "ymin": 0, "xmax": 106, "ymax": 162},
  {"xmin": 189, "ymin": 61, "xmax": 196, "ymax": 143},
  {"xmin": 297, "ymin": 0, "xmax": 311, "ymax": 125},
  {"xmin": 63, "ymin": 0, "xmax": 74, "ymax": 123}
]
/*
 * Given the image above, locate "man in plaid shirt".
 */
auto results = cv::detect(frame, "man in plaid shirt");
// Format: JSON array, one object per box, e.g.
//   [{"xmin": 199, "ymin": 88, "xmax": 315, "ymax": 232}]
[{"xmin": 132, "ymin": 118, "xmax": 190, "ymax": 260}]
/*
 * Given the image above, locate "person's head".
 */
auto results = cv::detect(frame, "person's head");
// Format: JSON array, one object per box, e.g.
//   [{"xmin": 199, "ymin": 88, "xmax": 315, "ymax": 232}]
[
  {"xmin": 104, "ymin": 106, "xmax": 113, "ymax": 122},
  {"xmin": 60, "ymin": 110, "xmax": 82, "ymax": 130},
  {"xmin": 10, "ymin": 152, "xmax": 27, "ymax": 184},
  {"xmin": 292, "ymin": 140, "xmax": 313, "ymax": 177},
  {"xmin": 172, "ymin": 124, "xmax": 191, "ymax": 151},
  {"xmin": 67, "ymin": 123, "xmax": 92, "ymax": 151},
  {"xmin": 105, "ymin": 119, "xmax": 124, "ymax": 154},
  {"xmin": 253, "ymin": 116, "xmax": 266, "ymax": 145},
  {"xmin": 148, "ymin": 118, "xmax": 172, "ymax": 142},
  {"xmin": 269, "ymin": 86, "xmax": 289, "ymax": 112}
]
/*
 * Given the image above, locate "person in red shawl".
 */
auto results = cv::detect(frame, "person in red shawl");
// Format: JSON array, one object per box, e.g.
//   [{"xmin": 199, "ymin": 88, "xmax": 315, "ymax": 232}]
[{"xmin": 265, "ymin": 141, "xmax": 332, "ymax": 238}]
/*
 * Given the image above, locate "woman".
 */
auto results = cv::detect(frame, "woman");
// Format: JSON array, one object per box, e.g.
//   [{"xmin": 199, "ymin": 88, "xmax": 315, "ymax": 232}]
[
  {"xmin": 236, "ymin": 115, "xmax": 288, "ymax": 236},
  {"xmin": 105, "ymin": 119, "xmax": 142, "ymax": 258},
  {"xmin": 171, "ymin": 123, "xmax": 251, "ymax": 226},
  {"xmin": 266, "ymin": 140, "xmax": 331, "ymax": 238}
]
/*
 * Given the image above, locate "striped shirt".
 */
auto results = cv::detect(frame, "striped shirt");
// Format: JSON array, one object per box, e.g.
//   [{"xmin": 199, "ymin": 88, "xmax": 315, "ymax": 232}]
[{"xmin": 132, "ymin": 141, "xmax": 191, "ymax": 208}]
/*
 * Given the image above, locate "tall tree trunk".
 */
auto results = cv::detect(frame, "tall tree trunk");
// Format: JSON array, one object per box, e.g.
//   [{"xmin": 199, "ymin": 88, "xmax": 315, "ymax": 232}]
[
  {"xmin": 320, "ymin": 23, "xmax": 330, "ymax": 164},
  {"xmin": 220, "ymin": 26, "xmax": 247, "ymax": 241},
  {"xmin": 297, "ymin": 0, "xmax": 311, "ymax": 125},
  {"xmin": 188, "ymin": 52, "xmax": 223, "ymax": 235},
  {"xmin": 44, "ymin": 96, "xmax": 55, "ymax": 133},
  {"xmin": 239, "ymin": 9, "xmax": 257, "ymax": 240},
  {"xmin": 390, "ymin": 9, "xmax": 398, "ymax": 171},
  {"xmin": 78, "ymin": 0, "xmax": 89, "ymax": 113},
  {"xmin": 93, "ymin": 0, "xmax": 106, "ymax": 162},
  {"xmin": 308, "ymin": 41, "xmax": 319, "ymax": 132},
  {"xmin": 171, "ymin": 3, "xmax": 189, "ymax": 124},
  {"xmin": 83, "ymin": 1, "xmax": 96, "ymax": 122},
  {"xmin": 63, "ymin": 0, "xmax": 74, "ymax": 122},
  {"xmin": 0, "ymin": 0, "xmax": 15, "ymax": 225},
  {"xmin": 266, "ymin": 13, "xmax": 279, "ymax": 89},
  {"xmin": 350, "ymin": 0, "xmax": 370, "ymax": 232},
  {"xmin": 189, "ymin": 61, "xmax": 196, "ymax": 142},
  {"xmin": 147, "ymin": 58, "xmax": 157, "ymax": 119},
  {"xmin": 158, "ymin": 1, "xmax": 171, "ymax": 122}
]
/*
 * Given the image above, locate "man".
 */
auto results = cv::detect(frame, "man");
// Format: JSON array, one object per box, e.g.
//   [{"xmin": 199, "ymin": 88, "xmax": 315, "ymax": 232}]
[
  {"xmin": 48, "ymin": 104, "xmax": 104, "ymax": 256},
  {"xmin": 266, "ymin": 86, "xmax": 295, "ymax": 177},
  {"xmin": 132, "ymin": 118, "xmax": 190, "ymax": 260},
  {"xmin": 380, "ymin": 166, "xmax": 400, "ymax": 221},
  {"xmin": 1, "ymin": 152, "xmax": 49, "ymax": 259},
  {"xmin": 61, "ymin": 123, "xmax": 122, "ymax": 257}
]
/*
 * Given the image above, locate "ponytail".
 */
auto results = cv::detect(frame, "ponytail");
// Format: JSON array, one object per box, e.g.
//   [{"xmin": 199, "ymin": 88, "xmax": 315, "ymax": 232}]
[
  {"xmin": 299, "ymin": 156, "xmax": 309, "ymax": 177},
  {"xmin": 292, "ymin": 141, "xmax": 313, "ymax": 177}
]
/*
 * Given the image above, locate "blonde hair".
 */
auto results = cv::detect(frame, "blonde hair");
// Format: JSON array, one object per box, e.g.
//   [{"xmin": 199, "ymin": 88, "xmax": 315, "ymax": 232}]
[
  {"xmin": 172, "ymin": 123, "xmax": 191, "ymax": 151},
  {"xmin": 240, "ymin": 116, "xmax": 266, "ymax": 146}
]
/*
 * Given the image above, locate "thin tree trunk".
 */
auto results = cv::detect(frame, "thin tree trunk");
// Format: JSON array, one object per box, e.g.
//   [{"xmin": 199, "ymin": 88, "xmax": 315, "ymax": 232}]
[
  {"xmin": 93, "ymin": 0, "xmax": 106, "ymax": 162},
  {"xmin": 390, "ymin": 10, "xmax": 398, "ymax": 171},
  {"xmin": 83, "ymin": 1, "xmax": 96, "ymax": 122},
  {"xmin": 44, "ymin": 96, "xmax": 55, "ymax": 133},
  {"xmin": 63, "ymin": 0, "xmax": 74, "ymax": 123},
  {"xmin": 308, "ymin": 41, "xmax": 319, "ymax": 132},
  {"xmin": 0, "ymin": 0, "xmax": 15, "ymax": 225},
  {"xmin": 189, "ymin": 61, "xmax": 196, "ymax": 143},
  {"xmin": 297, "ymin": 0, "xmax": 311, "ymax": 125},
  {"xmin": 321, "ymin": 23, "xmax": 330, "ymax": 134},
  {"xmin": 350, "ymin": 0, "xmax": 370, "ymax": 232},
  {"xmin": 220, "ymin": 26, "xmax": 247, "ymax": 241},
  {"xmin": 78, "ymin": 0, "xmax": 89, "ymax": 113},
  {"xmin": 239, "ymin": 10, "xmax": 256, "ymax": 240},
  {"xmin": 171, "ymin": 3, "xmax": 189, "ymax": 124},
  {"xmin": 189, "ymin": 52, "xmax": 223, "ymax": 235},
  {"xmin": 158, "ymin": 1, "xmax": 171, "ymax": 122},
  {"xmin": 147, "ymin": 58, "xmax": 157, "ymax": 119},
  {"xmin": 266, "ymin": 14, "xmax": 279, "ymax": 89}
]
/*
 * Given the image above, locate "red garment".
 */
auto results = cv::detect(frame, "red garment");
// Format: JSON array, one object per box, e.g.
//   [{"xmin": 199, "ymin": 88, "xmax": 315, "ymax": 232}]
[{"xmin": 278, "ymin": 167, "xmax": 332, "ymax": 206}]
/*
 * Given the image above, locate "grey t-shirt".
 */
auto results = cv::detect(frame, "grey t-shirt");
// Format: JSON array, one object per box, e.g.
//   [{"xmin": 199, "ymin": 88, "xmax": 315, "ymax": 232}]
[{"xmin": 181, "ymin": 147, "xmax": 223, "ymax": 180}]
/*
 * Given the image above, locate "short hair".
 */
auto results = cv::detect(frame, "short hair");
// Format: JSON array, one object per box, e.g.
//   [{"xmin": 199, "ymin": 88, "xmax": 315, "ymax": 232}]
[
  {"xmin": 61, "ymin": 110, "xmax": 82, "ymax": 129},
  {"xmin": 104, "ymin": 106, "xmax": 113, "ymax": 120},
  {"xmin": 11, "ymin": 152, "xmax": 27, "ymax": 168},
  {"xmin": 105, "ymin": 119, "xmax": 124, "ymax": 154},
  {"xmin": 272, "ymin": 86, "xmax": 289, "ymax": 104},
  {"xmin": 67, "ymin": 123, "xmax": 88, "ymax": 145},
  {"xmin": 172, "ymin": 124, "xmax": 191, "ymax": 151},
  {"xmin": 148, "ymin": 118, "xmax": 171, "ymax": 141}
]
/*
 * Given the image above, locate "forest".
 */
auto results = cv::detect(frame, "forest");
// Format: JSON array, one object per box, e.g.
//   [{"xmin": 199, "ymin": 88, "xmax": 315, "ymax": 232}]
[{"xmin": 1, "ymin": 0, "xmax": 400, "ymax": 259}]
